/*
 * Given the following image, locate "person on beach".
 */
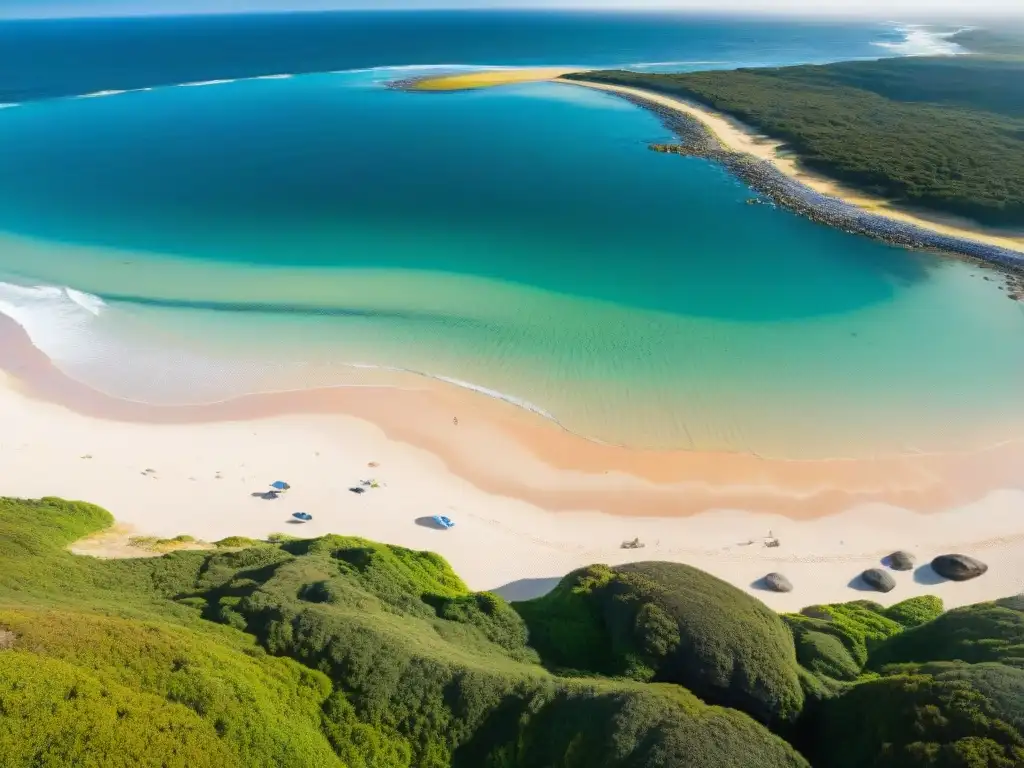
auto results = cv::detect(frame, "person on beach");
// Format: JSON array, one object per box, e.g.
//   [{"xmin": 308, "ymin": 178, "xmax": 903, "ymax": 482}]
[{"xmin": 453, "ymin": 416, "xmax": 459, "ymax": 426}]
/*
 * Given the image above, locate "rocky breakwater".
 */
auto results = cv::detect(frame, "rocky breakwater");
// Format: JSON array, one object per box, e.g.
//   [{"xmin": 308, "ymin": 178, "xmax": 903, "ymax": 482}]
[{"xmin": 622, "ymin": 92, "xmax": 1024, "ymax": 277}]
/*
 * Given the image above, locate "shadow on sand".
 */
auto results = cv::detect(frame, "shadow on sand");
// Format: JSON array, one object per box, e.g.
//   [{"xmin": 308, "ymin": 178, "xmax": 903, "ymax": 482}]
[
  {"xmin": 414, "ymin": 516, "xmax": 449, "ymax": 531},
  {"xmin": 489, "ymin": 576, "xmax": 562, "ymax": 602},
  {"xmin": 913, "ymin": 563, "xmax": 948, "ymax": 585},
  {"xmin": 846, "ymin": 573, "xmax": 882, "ymax": 592}
]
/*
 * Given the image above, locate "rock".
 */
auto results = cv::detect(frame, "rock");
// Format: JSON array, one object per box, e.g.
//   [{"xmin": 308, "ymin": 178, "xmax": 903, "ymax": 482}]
[
  {"xmin": 861, "ymin": 568, "xmax": 896, "ymax": 593},
  {"xmin": 932, "ymin": 554, "xmax": 988, "ymax": 581},
  {"xmin": 763, "ymin": 573, "xmax": 793, "ymax": 593},
  {"xmin": 886, "ymin": 551, "xmax": 915, "ymax": 571}
]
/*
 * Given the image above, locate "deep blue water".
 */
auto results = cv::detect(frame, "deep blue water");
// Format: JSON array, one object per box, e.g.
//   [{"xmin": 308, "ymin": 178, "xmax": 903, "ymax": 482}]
[{"xmin": 0, "ymin": 11, "xmax": 898, "ymax": 102}]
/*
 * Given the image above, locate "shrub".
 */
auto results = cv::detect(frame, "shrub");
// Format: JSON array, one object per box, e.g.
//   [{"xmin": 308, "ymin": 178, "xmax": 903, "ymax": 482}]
[
  {"xmin": 515, "ymin": 562, "xmax": 805, "ymax": 725},
  {"xmin": 811, "ymin": 673, "xmax": 1024, "ymax": 767},
  {"xmin": 869, "ymin": 602, "xmax": 1024, "ymax": 669},
  {"xmin": 884, "ymin": 595, "xmax": 944, "ymax": 629}
]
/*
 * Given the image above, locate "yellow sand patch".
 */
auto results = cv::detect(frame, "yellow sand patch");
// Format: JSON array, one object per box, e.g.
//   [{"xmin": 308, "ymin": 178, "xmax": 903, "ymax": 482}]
[{"xmin": 408, "ymin": 67, "xmax": 582, "ymax": 91}]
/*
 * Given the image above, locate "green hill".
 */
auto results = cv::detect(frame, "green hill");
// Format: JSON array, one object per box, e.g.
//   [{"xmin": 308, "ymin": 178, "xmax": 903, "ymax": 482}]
[{"xmin": 1, "ymin": 496, "xmax": 1022, "ymax": 767}]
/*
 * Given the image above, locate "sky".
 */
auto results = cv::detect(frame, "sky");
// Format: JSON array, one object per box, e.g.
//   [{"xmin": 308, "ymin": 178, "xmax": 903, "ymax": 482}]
[{"xmin": 1, "ymin": 0, "xmax": 1020, "ymax": 19}]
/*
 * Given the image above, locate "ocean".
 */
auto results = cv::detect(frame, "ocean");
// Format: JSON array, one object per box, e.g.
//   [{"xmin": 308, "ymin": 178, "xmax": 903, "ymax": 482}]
[{"xmin": 0, "ymin": 12, "xmax": 1019, "ymax": 458}]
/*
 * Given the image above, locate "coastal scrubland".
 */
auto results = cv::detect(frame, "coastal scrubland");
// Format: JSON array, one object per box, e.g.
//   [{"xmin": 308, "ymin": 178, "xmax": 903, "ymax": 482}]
[
  {"xmin": 2, "ymin": 496, "xmax": 1023, "ymax": 767},
  {"xmin": 563, "ymin": 54, "xmax": 1024, "ymax": 227}
]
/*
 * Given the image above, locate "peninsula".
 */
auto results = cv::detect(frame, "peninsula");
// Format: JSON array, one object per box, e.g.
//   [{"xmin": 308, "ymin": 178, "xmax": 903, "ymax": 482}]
[{"xmin": 400, "ymin": 50, "xmax": 1024, "ymax": 272}]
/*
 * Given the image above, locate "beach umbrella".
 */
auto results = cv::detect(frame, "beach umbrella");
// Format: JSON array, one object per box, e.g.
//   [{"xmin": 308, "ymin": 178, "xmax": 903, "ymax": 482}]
[
  {"xmin": 293, "ymin": 512, "xmax": 312, "ymax": 522},
  {"xmin": 431, "ymin": 515, "xmax": 454, "ymax": 529},
  {"xmin": 271, "ymin": 481, "xmax": 291, "ymax": 491}
]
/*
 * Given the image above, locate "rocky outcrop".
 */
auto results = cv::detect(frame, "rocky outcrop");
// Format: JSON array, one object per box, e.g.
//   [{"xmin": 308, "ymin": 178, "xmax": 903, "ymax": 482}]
[
  {"xmin": 763, "ymin": 573, "xmax": 793, "ymax": 593},
  {"xmin": 886, "ymin": 551, "xmax": 915, "ymax": 571},
  {"xmin": 861, "ymin": 568, "xmax": 896, "ymax": 593},
  {"xmin": 931, "ymin": 554, "xmax": 989, "ymax": 581}
]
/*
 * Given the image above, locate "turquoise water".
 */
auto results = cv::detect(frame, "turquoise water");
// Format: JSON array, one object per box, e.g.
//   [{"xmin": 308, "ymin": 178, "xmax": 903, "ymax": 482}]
[{"xmin": 0, "ymin": 27, "xmax": 1020, "ymax": 457}]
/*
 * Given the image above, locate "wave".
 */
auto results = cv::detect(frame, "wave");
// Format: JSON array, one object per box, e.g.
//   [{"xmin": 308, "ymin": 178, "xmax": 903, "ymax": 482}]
[
  {"xmin": 874, "ymin": 24, "xmax": 966, "ymax": 57},
  {"xmin": 178, "ymin": 79, "xmax": 238, "ymax": 88},
  {"xmin": 78, "ymin": 89, "xmax": 129, "ymax": 99},
  {"xmin": 0, "ymin": 280, "xmax": 560, "ymax": 423},
  {"xmin": 0, "ymin": 103, "xmax": 20, "ymax": 109},
  {"xmin": 433, "ymin": 375, "xmax": 555, "ymax": 420},
  {"xmin": 254, "ymin": 74, "xmax": 294, "ymax": 80},
  {"xmin": 0, "ymin": 282, "xmax": 107, "ymax": 363},
  {"xmin": 342, "ymin": 363, "xmax": 556, "ymax": 420}
]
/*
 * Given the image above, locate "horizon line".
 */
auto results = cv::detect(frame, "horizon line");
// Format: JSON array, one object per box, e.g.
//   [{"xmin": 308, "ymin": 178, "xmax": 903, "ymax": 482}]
[{"xmin": 0, "ymin": 8, "xmax": 1012, "ymax": 23}]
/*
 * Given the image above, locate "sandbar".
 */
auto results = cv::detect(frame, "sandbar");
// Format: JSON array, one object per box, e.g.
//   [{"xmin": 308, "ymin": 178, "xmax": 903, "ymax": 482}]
[{"xmin": 404, "ymin": 67, "xmax": 583, "ymax": 91}]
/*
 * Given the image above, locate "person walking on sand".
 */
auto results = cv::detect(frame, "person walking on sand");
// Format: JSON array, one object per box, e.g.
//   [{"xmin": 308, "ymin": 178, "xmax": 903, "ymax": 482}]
[{"xmin": 453, "ymin": 416, "xmax": 459, "ymax": 426}]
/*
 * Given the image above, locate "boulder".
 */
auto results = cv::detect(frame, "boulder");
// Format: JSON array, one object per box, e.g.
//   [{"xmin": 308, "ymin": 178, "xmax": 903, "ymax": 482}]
[
  {"xmin": 861, "ymin": 568, "xmax": 896, "ymax": 593},
  {"xmin": 931, "ymin": 554, "xmax": 988, "ymax": 581},
  {"xmin": 886, "ymin": 551, "xmax": 915, "ymax": 571},
  {"xmin": 763, "ymin": 573, "xmax": 792, "ymax": 593}
]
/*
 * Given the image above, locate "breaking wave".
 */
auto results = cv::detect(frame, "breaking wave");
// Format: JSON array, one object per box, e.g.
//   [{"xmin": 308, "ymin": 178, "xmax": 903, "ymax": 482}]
[{"xmin": 874, "ymin": 25, "xmax": 966, "ymax": 57}]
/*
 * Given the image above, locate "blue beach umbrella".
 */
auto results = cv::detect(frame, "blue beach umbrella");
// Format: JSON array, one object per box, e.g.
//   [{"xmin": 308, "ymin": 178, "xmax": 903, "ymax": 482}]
[
  {"xmin": 432, "ymin": 515, "xmax": 454, "ymax": 529},
  {"xmin": 271, "ymin": 481, "xmax": 291, "ymax": 491},
  {"xmin": 293, "ymin": 512, "xmax": 312, "ymax": 522}
]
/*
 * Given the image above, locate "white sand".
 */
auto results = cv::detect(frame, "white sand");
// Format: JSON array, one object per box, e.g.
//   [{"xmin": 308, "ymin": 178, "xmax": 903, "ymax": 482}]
[{"xmin": 2, "ymin": 372, "xmax": 1021, "ymax": 611}]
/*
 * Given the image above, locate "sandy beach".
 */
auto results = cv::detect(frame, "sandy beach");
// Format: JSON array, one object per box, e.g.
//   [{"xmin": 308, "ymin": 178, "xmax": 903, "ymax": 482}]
[{"xmin": 1, "ymin": 315, "xmax": 1021, "ymax": 611}]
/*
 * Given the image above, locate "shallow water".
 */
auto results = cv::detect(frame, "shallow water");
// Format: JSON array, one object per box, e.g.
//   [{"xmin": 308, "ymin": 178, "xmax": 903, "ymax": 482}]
[{"xmin": 0, "ymin": 18, "xmax": 1019, "ymax": 458}]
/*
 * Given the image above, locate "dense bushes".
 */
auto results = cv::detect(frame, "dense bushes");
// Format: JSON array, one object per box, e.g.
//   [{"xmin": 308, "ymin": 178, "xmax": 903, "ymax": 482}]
[
  {"xmin": 812, "ymin": 673, "xmax": 1024, "ymax": 767},
  {"xmin": 564, "ymin": 57, "xmax": 1024, "ymax": 226},
  {"xmin": 515, "ymin": 562, "xmax": 805, "ymax": 725},
  {"xmin": 0, "ymin": 499, "xmax": 806, "ymax": 768},
  {"xmin": 4, "ymin": 496, "xmax": 1024, "ymax": 767},
  {"xmin": 869, "ymin": 601, "xmax": 1024, "ymax": 669}
]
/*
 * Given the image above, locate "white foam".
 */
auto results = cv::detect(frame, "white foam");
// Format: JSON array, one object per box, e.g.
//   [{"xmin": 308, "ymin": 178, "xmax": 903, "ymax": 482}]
[
  {"xmin": 874, "ymin": 25, "xmax": 966, "ymax": 57},
  {"xmin": 0, "ymin": 282, "xmax": 107, "ymax": 362},
  {"xmin": 78, "ymin": 90, "xmax": 129, "ymax": 99},
  {"xmin": 344, "ymin": 361, "xmax": 557, "ymax": 421},
  {"xmin": 434, "ymin": 375, "xmax": 555, "ymax": 420},
  {"xmin": 178, "ymin": 79, "xmax": 238, "ymax": 88},
  {"xmin": 65, "ymin": 287, "xmax": 106, "ymax": 316},
  {"xmin": 0, "ymin": 103, "xmax": 20, "ymax": 109},
  {"xmin": 254, "ymin": 74, "xmax": 294, "ymax": 80}
]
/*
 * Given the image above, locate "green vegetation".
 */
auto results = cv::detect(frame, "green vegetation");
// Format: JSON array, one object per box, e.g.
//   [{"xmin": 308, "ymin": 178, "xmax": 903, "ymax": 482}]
[
  {"xmin": 514, "ymin": 562, "xmax": 805, "ymax": 725},
  {"xmin": 2, "ymin": 496, "xmax": 1023, "ymax": 766},
  {"xmin": 868, "ymin": 600, "xmax": 1024, "ymax": 669},
  {"xmin": 0, "ymin": 498, "xmax": 806, "ymax": 768},
  {"xmin": 563, "ymin": 54, "xmax": 1024, "ymax": 226},
  {"xmin": 813, "ymin": 673, "xmax": 1024, "ymax": 767}
]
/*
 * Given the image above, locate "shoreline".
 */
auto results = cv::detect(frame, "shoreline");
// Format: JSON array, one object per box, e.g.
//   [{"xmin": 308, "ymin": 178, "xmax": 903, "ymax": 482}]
[
  {"xmin": 4, "ymin": 313, "xmax": 1024, "ymax": 522},
  {"xmin": 558, "ymin": 78, "xmax": 1024, "ymax": 273},
  {"xmin": 1, "ymin": 314, "xmax": 1022, "ymax": 610}
]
